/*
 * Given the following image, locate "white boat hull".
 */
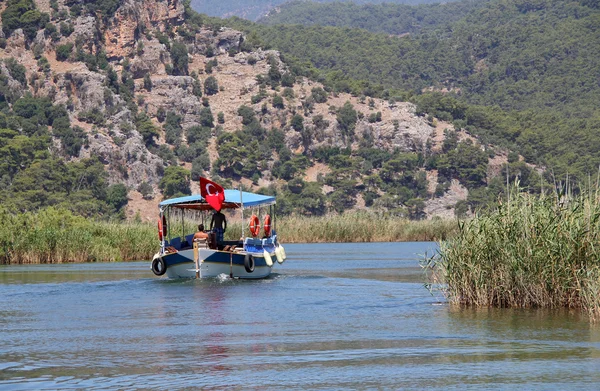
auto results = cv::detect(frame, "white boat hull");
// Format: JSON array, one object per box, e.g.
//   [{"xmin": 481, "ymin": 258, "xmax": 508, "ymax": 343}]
[{"xmin": 157, "ymin": 248, "xmax": 274, "ymax": 279}]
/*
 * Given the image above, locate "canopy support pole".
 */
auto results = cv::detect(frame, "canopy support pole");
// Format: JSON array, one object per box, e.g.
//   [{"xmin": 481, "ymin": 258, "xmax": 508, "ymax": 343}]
[
  {"xmin": 181, "ymin": 208, "xmax": 184, "ymax": 240},
  {"xmin": 240, "ymin": 187, "xmax": 244, "ymax": 241},
  {"xmin": 159, "ymin": 208, "xmax": 165, "ymax": 254}
]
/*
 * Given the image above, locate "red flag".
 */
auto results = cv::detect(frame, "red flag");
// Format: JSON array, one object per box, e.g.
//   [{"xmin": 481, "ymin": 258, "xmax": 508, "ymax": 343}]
[{"xmin": 200, "ymin": 177, "xmax": 225, "ymax": 211}]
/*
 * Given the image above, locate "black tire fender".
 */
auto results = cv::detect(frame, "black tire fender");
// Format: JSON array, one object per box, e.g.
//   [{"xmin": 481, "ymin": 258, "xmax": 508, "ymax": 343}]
[
  {"xmin": 244, "ymin": 254, "xmax": 255, "ymax": 273},
  {"xmin": 151, "ymin": 256, "xmax": 167, "ymax": 276}
]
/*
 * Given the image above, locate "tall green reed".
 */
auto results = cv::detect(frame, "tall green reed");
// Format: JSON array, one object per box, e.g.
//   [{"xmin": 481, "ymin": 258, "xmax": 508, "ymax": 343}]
[
  {"xmin": 427, "ymin": 185, "xmax": 600, "ymax": 319},
  {"xmin": 0, "ymin": 207, "xmax": 156, "ymax": 264},
  {"xmin": 0, "ymin": 207, "xmax": 457, "ymax": 264},
  {"xmin": 222, "ymin": 212, "xmax": 456, "ymax": 243}
]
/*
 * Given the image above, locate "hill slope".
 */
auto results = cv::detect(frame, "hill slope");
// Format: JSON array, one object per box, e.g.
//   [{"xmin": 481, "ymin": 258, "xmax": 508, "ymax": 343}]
[
  {"xmin": 0, "ymin": 0, "xmax": 526, "ymax": 221},
  {"xmin": 190, "ymin": 0, "xmax": 470, "ymax": 21},
  {"xmin": 225, "ymin": 0, "xmax": 600, "ymax": 182},
  {"xmin": 259, "ymin": 0, "xmax": 489, "ymax": 35}
]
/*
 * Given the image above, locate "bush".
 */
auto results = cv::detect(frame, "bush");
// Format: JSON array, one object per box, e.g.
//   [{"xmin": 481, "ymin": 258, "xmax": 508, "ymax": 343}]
[
  {"xmin": 56, "ymin": 43, "xmax": 74, "ymax": 61},
  {"xmin": 54, "ymin": 125, "xmax": 86, "ymax": 157},
  {"xmin": 237, "ymin": 105, "xmax": 255, "ymax": 125},
  {"xmin": 272, "ymin": 94, "xmax": 284, "ymax": 109},
  {"xmin": 191, "ymin": 154, "xmax": 211, "ymax": 180},
  {"xmin": 291, "ymin": 114, "xmax": 304, "ymax": 132},
  {"xmin": 336, "ymin": 101, "xmax": 358, "ymax": 138},
  {"xmin": 204, "ymin": 76, "xmax": 218, "ymax": 95},
  {"xmin": 4, "ymin": 57, "xmax": 27, "ymax": 86},
  {"xmin": 143, "ymin": 73, "xmax": 152, "ymax": 91},
  {"xmin": 170, "ymin": 41, "xmax": 189, "ymax": 76},
  {"xmin": 159, "ymin": 166, "xmax": 191, "ymax": 198},
  {"xmin": 106, "ymin": 183, "xmax": 128, "ymax": 211},
  {"xmin": 368, "ymin": 112, "xmax": 382, "ymax": 123},
  {"xmin": 199, "ymin": 107, "xmax": 214, "ymax": 128},
  {"xmin": 59, "ymin": 22, "xmax": 74, "ymax": 37},
  {"xmin": 281, "ymin": 72, "xmax": 295, "ymax": 87},
  {"xmin": 164, "ymin": 111, "xmax": 183, "ymax": 145},
  {"xmin": 135, "ymin": 113, "xmax": 160, "ymax": 146},
  {"xmin": 192, "ymin": 79, "xmax": 202, "ymax": 97},
  {"xmin": 311, "ymin": 87, "xmax": 328, "ymax": 103},
  {"xmin": 282, "ymin": 87, "xmax": 295, "ymax": 99},
  {"xmin": 77, "ymin": 108, "xmax": 105, "ymax": 126},
  {"xmin": 186, "ymin": 126, "xmax": 211, "ymax": 145},
  {"xmin": 138, "ymin": 182, "xmax": 154, "ymax": 200},
  {"xmin": 205, "ymin": 58, "xmax": 218, "ymax": 74}
]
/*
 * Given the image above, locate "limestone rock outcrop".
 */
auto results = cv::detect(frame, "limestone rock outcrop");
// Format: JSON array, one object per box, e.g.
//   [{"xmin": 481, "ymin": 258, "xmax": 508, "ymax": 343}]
[{"xmin": 104, "ymin": 0, "xmax": 185, "ymax": 59}]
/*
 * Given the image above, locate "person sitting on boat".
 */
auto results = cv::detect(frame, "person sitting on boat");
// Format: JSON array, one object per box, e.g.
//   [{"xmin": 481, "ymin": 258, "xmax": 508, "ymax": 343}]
[
  {"xmin": 193, "ymin": 224, "xmax": 209, "ymax": 241},
  {"xmin": 210, "ymin": 210, "xmax": 227, "ymax": 243}
]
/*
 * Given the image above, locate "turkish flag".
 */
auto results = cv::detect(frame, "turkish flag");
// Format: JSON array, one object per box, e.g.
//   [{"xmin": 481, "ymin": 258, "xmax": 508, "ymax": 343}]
[{"xmin": 200, "ymin": 177, "xmax": 225, "ymax": 211}]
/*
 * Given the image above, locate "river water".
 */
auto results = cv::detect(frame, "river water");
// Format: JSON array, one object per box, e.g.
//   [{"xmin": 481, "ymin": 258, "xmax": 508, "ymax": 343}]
[{"xmin": 1, "ymin": 242, "xmax": 600, "ymax": 390}]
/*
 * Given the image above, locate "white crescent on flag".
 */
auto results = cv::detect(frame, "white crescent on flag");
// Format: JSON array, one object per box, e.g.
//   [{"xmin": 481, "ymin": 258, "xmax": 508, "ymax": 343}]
[
  {"xmin": 200, "ymin": 177, "xmax": 225, "ymax": 211},
  {"xmin": 205, "ymin": 183, "xmax": 218, "ymax": 196}
]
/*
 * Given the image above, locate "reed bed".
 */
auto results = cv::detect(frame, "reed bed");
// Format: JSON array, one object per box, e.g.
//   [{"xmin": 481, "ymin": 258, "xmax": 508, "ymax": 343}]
[
  {"xmin": 0, "ymin": 207, "xmax": 156, "ymax": 264},
  {"xmin": 272, "ymin": 213, "xmax": 457, "ymax": 243},
  {"xmin": 222, "ymin": 212, "xmax": 456, "ymax": 242},
  {"xmin": 0, "ymin": 208, "xmax": 457, "ymax": 264},
  {"xmin": 427, "ymin": 188, "xmax": 600, "ymax": 319}
]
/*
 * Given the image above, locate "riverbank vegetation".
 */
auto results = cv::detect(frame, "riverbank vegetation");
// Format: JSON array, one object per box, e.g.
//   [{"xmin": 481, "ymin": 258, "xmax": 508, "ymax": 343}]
[
  {"xmin": 0, "ymin": 208, "xmax": 457, "ymax": 264},
  {"xmin": 263, "ymin": 213, "xmax": 456, "ymax": 243},
  {"xmin": 0, "ymin": 207, "xmax": 156, "ymax": 264},
  {"xmin": 427, "ymin": 186, "xmax": 600, "ymax": 319}
]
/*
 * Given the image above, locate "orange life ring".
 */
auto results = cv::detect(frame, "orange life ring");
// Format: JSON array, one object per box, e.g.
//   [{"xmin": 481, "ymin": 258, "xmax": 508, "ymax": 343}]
[
  {"xmin": 263, "ymin": 214, "xmax": 272, "ymax": 237},
  {"xmin": 158, "ymin": 216, "xmax": 167, "ymax": 241},
  {"xmin": 249, "ymin": 215, "xmax": 260, "ymax": 237}
]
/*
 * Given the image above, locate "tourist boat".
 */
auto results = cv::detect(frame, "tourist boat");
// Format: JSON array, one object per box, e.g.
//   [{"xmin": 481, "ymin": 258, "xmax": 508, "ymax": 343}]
[{"xmin": 150, "ymin": 187, "xmax": 286, "ymax": 279}]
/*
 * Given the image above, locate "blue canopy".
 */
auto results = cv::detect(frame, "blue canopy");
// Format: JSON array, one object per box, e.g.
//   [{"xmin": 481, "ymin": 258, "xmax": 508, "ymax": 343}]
[{"xmin": 159, "ymin": 190, "xmax": 276, "ymax": 209}]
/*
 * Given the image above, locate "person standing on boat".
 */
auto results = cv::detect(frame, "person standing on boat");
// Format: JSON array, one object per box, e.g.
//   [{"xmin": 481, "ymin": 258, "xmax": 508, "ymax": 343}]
[{"xmin": 210, "ymin": 210, "xmax": 227, "ymax": 243}]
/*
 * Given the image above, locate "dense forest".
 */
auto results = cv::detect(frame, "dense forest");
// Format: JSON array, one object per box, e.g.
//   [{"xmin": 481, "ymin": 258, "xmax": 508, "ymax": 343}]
[
  {"xmin": 190, "ymin": 0, "xmax": 469, "ymax": 21},
  {"xmin": 259, "ymin": 0, "xmax": 490, "ymax": 35},
  {"xmin": 224, "ymin": 0, "xmax": 600, "ymax": 185}
]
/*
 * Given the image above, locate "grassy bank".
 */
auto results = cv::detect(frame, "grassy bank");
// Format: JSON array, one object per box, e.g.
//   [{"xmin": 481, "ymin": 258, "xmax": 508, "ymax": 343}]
[
  {"xmin": 427, "ymin": 188, "xmax": 600, "ymax": 319},
  {"xmin": 0, "ymin": 208, "xmax": 457, "ymax": 264},
  {"xmin": 269, "ymin": 213, "xmax": 456, "ymax": 243},
  {"xmin": 0, "ymin": 208, "xmax": 156, "ymax": 264}
]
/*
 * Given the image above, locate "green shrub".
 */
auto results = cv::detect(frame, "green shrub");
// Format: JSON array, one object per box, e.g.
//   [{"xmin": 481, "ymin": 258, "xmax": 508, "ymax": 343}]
[
  {"xmin": 59, "ymin": 21, "xmax": 74, "ymax": 37},
  {"xmin": 56, "ymin": 43, "xmax": 74, "ymax": 61},
  {"xmin": 311, "ymin": 87, "xmax": 328, "ymax": 103},
  {"xmin": 4, "ymin": 57, "xmax": 27, "ymax": 86},
  {"xmin": 170, "ymin": 41, "xmax": 189, "ymax": 76},
  {"xmin": 159, "ymin": 166, "xmax": 191, "ymax": 198},
  {"xmin": 272, "ymin": 94, "xmax": 284, "ymax": 109},
  {"xmin": 204, "ymin": 76, "xmax": 218, "ymax": 95}
]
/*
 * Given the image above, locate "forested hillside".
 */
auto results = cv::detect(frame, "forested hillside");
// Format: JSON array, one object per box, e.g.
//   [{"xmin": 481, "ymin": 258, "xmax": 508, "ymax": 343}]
[
  {"xmin": 226, "ymin": 0, "xmax": 600, "ymax": 188},
  {"xmin": 190, "ymin": 0, "xmax": 466, "ymax": 21},
  {"xmin": 2, "ymin": 0, "xmax": 594, "ymax": 222},
  {"xmin": 3, "ymin": 0, "xmax": 518, "ymax": 221},
  {"xmin": 259, "ymin": 0, "xmax": 489, "ymax": 35}
]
